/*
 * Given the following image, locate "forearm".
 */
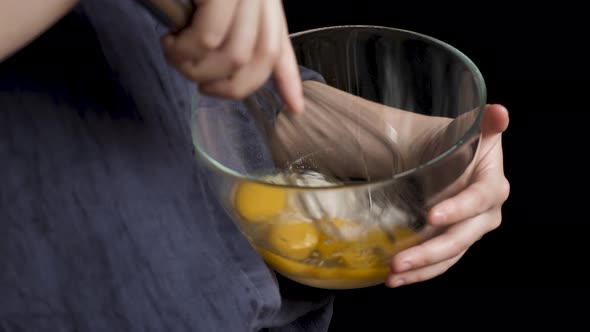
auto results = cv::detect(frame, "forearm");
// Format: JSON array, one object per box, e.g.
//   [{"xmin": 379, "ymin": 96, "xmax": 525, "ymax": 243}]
[{"xmin": 0, "ymin": 0, "xmax": 79, "ymax": 62}]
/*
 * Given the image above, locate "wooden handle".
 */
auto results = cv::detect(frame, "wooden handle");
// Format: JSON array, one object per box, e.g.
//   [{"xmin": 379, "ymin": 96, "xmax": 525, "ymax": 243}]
[{"xmin": 136, "ymin": 0, "xmax": 194, "ymax": 30}]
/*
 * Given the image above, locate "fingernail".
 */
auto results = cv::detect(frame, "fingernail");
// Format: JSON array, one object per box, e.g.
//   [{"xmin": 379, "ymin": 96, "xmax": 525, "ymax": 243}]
[{"xmin": 431, "ymin": 211, "xmax": 447, "ymax": 225}]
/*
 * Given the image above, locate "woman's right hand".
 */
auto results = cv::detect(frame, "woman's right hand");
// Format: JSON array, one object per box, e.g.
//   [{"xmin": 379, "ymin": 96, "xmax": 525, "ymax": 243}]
[{"xmin": 161, "ymin": 0, "xmax": 304, "ymax": 114}]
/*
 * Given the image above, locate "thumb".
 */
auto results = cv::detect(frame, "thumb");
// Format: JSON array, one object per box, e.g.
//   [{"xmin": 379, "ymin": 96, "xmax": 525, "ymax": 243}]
[{"xmin": 480, "ymin": 104, "xmax": 510, "ymax": 136}]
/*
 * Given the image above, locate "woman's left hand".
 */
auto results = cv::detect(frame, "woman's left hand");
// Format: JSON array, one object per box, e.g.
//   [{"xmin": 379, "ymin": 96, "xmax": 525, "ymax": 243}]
[{"xmin": 386, "ymin": 104, "xmax": 511, "ymax": 288}]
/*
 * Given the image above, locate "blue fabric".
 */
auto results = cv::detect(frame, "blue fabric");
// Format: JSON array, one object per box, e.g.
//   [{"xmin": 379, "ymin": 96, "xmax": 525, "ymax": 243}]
[{"xmin": 0, "ymin": 1, "xmax": 332, "ymax": 331}]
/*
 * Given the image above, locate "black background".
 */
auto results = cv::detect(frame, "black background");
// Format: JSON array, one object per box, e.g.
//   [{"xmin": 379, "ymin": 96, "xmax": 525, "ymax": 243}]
[{"xmin": 284, "ymin": 1, "xmax": 589, "ymax": 328}]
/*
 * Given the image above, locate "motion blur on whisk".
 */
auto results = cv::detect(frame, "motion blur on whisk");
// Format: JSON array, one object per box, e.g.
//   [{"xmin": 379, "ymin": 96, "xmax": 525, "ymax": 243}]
[{"xmin": 191, "ymin": 25, "xmax": 485, "ymax": 262}]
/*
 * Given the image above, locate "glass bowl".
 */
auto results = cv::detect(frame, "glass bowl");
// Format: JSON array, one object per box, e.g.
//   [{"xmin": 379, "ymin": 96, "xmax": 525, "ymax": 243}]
[{"xmin": 191, "ymin": 25, "xmax": 486, "ymax": 289}]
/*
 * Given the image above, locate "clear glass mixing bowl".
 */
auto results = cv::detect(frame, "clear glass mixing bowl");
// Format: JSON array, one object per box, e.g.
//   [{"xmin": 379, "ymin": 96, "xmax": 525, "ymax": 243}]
[{"xmin": 191, "ymin": 25, "xmax": 486, "ymax": 289}]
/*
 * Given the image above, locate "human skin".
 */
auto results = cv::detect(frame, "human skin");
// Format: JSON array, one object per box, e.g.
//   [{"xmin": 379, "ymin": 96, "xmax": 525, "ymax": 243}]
[
  {"xmin": 160, "ymin": 0, "xmax": 305, "ymax": 114},
  {"xmin": 0, "ymin": 0, "xmax": 79, "ymax": 62},
  {"xmin": 270, "ymin": 81, "xmax": 510, "ymax": 288},
  {"xmin": 0, "ymin": 0, "xmax": 304, "ymax": 114}
]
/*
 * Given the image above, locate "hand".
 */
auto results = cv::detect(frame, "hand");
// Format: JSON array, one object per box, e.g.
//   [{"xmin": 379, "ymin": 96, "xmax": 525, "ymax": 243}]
[
  {"xmin": 385, "ymin": 104, "xmax": 510, "ymax": 287},
  {"xmin": 161, "ymin": 0, "xmax": 304, "ymax": 113}
]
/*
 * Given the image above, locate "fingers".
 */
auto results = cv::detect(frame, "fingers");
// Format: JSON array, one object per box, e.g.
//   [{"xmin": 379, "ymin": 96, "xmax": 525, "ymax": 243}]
[
  {"xmin": 427, "ymin": 104, "xmax": 510, "ymax": 226},
  {"xmin": 199, "ymin": 0, "xmax": 283, "ymax": 99},
  {"xmin": 272, "ymin": 31, "xmax": 304, "ymax": 114},
  {"xmin": 161, "ymin": 0, "xmax": 303, "ymax": 113},
  {"xmin": 391, "ymin": 208, "xmax": 502, "ymax": 275},
  {"xmin": 481, "ymin": 104, "xmax": 509, "ymax": 136},
  {"xmin": 163, "ymin": 0, "xmax": 238, "ymax": 61},
  {"xmin": 386, "ymin": 251, "xmax": 465, "ymax": 288},
  {"xmin": 174, "ymin": 0, "xmax": 261, "ymax": 82},
  {"xmin": 383, "ymin": 104, "xmax": 510, "ymax": 287},
  {"xmin": 190, "ymin": 0, "xmax": 237, "ymax": 49},
  {"xmin": 474, "ymin": 104, "xmax": 509, "ymax": 165},
  {"xmin": 223, "ymin": 0, "xmax": 260, "ymax": 66},
  {"xmin": 428, "ymin": 172, "xmax": 510, "ymax": 226}
]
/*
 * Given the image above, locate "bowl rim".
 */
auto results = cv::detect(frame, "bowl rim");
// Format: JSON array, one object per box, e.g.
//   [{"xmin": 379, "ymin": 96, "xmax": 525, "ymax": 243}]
[{"xmin": 191, "ymin": 25, "xmax": 486, "ymax": 190}]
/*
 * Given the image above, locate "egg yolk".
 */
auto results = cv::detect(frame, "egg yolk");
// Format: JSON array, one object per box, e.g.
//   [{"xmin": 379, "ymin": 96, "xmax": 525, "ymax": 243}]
[
  {"xmin": 267, "ymin": 222, "xmax": 320, "ymax": 261},
  {"xmin": 258, "ymin": 247, "xmax": 390, "ymax": 287},
  {"xmin": 257, "ymin": 248, "xmax": 316, "ymax": 277},
  {"xmin": 234, "ymin": 182, "xmax": 286, "ymax": 223},
  {"xmin": 316, "ymin": 218, "xmax": 392, "ymax": 267},
  {"xmin": 315, "ymin": 218, "xmax": 356, "ymax": 258},
  {"xmin": 340, "ymin": 231, "xmax": 393, "ymax": 267},
  {"xmin": 233, "ymin": 180, "xmax": 422, "ymax": 288}
]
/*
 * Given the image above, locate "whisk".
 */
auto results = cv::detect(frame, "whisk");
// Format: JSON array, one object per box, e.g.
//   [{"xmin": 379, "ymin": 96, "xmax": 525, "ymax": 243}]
[
  {"xmin": 136, "ymin": 0, "xmax": 477, "ymax": 183},
  {"xmin": 135, "ymin": 0, "xmax": 413, "ymax": 181},
  {"xmin": 135, "ymin": 0, "xmax": 478, "ymax": 241}
]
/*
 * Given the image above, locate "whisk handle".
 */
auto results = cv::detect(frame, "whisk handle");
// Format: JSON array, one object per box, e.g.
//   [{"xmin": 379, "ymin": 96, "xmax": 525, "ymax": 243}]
[{"xmin": 135, "ymin": 0, "xmax": 195, "ymax": 31}]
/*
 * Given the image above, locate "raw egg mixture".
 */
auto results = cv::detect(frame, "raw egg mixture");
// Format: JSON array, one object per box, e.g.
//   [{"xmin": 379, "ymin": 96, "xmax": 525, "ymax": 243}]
[{"xmin": 232, "ymin": 171, "xmax": 421, "ymax": 289}]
